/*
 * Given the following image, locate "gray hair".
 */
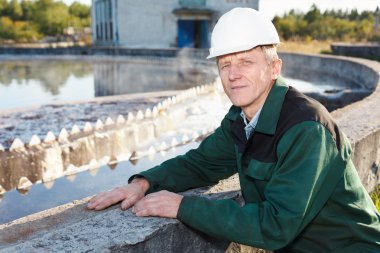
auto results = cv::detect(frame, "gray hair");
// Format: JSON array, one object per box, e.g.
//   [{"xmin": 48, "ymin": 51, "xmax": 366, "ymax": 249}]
[{"xmin": 260, "ymin": 45, "xmax": 279, "ymax": 63}]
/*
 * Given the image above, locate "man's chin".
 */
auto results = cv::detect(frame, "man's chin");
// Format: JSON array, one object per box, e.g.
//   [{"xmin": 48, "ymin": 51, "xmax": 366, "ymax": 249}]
[{"xmin": 231, "ymin": 102, "xmax": 248, "ymax": 108}]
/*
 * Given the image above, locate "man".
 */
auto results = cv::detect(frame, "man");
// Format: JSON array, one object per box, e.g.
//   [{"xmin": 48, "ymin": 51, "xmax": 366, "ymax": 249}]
[{"xmin": 87, "ymin": 8, "xmax": 380, "ymax": 252}]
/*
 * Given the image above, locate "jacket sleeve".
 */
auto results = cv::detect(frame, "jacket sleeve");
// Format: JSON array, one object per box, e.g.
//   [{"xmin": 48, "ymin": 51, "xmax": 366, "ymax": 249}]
[
  {"xmin": 177, "ymin": 121, "xmax": 347, "ymax": 250},
  {"xmin": 137, "ymin": 117, "xmax": 238, "ymax": 194}
]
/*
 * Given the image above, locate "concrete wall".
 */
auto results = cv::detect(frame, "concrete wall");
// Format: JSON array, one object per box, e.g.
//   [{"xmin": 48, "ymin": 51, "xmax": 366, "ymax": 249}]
[
  {"xmin": 207, "ymin": 0, "xmax": 258, "ymax": 15},
  {"xmin": 92, "ymin": 0, "xmax": 259, "ymax": 47},
  {"xmin": 1, "ymin": 53, "xmax": 380, "ymax": 252},
  {"xmin": 117, "ymin": 0, "xmax": 178, "ymax": 48},
  {"xmin": 331, "ymin": 43, "xmax": 380, "ymax": 61},
  {"xmin": 0, "ymin": 46, "xmax": 210, "ymax": 58}
]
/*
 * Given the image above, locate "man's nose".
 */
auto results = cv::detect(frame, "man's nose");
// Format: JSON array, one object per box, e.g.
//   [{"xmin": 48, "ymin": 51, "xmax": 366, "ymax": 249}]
[{"xmin": 228, "ymin": 64, "xmax": 242, "ymax": 80}]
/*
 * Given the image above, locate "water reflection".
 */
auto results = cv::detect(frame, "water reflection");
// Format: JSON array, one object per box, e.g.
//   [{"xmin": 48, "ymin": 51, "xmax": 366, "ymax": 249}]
[
  {"xmin": 0, "ymin": 141, "xmax": 200, "ymax": 224},
  {"xmin": 0, "ymin": 60, "xmax": 94, "ymax": 110},
  {"xmin": 94, "ymin": 59, "xmax": 216, "ymax": 96},
  {"xmin": 0, "ymin": 58, "xmax": 217, "ymax": 110},
  {"xmin": 0, "ymin": 60, "xmax": 92, "ymax": 94},
  {"xmin": 0, "ymin": 57, "xmax": 372, "ymax": 111}
]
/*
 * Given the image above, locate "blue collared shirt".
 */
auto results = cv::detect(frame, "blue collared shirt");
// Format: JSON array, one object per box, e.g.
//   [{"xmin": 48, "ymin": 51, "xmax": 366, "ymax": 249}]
[{"xmin": 240, "ymin": 107, "xmax": 262, "ymax": 139}]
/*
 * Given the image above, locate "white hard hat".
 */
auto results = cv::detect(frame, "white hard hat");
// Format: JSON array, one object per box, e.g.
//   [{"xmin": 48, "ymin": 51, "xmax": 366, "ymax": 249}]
[{"xmin": 207, "ymin": 8, "xmax": 280, "ymax": 59}]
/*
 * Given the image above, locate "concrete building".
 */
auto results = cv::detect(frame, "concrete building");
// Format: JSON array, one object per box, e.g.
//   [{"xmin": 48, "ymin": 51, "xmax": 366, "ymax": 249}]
[{"xmin": 91, "ymin": 0, "xmax": 259, "ymax": 48}]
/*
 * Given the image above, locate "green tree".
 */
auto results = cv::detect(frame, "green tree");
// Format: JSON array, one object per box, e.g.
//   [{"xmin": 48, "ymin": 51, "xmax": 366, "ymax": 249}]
[
  {"xmin": 34, "ymin": 2, "xmax": 70, "ymax": 35},
  {"xmin": 35, "ymin": 0, "xmax": 55, "ymax": 11},
  {"xmin": 0, "ymin": 0, "xmax": 91, "ymax": 43},
  {"xmin": 348, "ymin": 9, "xmax": 359, "ymax": 21},
  {"xmin": 20, "ymin": 0, "xmax": 35, "ymax": 20},
  {"xmin": 0, "ymin": 16, "xmax": 15, "ymax": 39},
  {"xmin": 69, "ymin": 1, "xmax": 90, "ymax": 19},
  {"xmin": 14, "ymin": 21, "xmax": 41, "ymax": 42},
  {"xmin": 0, "ymin": 0, "xmax": 8, "ymax": 15},
  {"xmin": 356, "ymin": 19, "xmax": 374, "ymax": 41},
  {"xmin": 304, "ymin": 4, "xmax": 322, "ymax": 23},
  {"xmin": 8, "ymin": 0, "xmax": 23, "ymax": 20},
  {"xmin": 273, "ymin": 15, "xmax": 298, "ymax": 40},
  {"xmin": 359, "ymin": 10, "xmax": 375, "ymax": 20},
  {"xmin": 272, "ymin": 5, "xmax": 378, "ymax": 42}
]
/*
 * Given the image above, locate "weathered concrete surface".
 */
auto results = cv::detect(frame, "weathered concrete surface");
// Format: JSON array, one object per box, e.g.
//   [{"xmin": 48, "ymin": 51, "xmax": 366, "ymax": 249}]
[
  {"xmin": 329, "ymin": 56, "xmax": 380, "ymax": 192},
  {"xmin": 331, "ymin": 42, "xmax": 380, "ymax": 61},
  {"xmin": 0, "ymin": 182, "xmax": 240, "ymax": 253},
  {"xmin": 1, "ymin": 53, "xmax": 380, "ymax": 252}
]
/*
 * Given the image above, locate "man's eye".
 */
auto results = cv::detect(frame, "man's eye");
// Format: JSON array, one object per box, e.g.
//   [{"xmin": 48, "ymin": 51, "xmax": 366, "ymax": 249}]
[
  {"xmin": 243, "ymin": 60, "xmax": 253, "ymax": 65},
  {"xmin": 220, "ymin": 63, "xmax": 230, "ymax": 70}
]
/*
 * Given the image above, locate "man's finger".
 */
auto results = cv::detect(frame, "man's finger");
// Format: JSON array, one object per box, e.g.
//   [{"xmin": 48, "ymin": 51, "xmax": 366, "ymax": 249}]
[
  {"xmin": 88, "ymin": 190, "xmax": 123, "ymax": 210},
  {"xmin": 121, "ymin": 198, "xmax": 136, "ymax": 210},
  {"xmin": 134, "ymin": 206, "xmax": 161, "ymax": 217}
]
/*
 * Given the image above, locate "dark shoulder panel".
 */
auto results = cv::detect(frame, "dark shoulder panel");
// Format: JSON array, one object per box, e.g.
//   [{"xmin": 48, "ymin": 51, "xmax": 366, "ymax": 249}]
[
  {"xmin": 245, "ymin": 87, "xmax": 343, "ymax": 163},
  {"xmin": 278, "ymin": 86, "xmax": 342, "ymax": 150}
]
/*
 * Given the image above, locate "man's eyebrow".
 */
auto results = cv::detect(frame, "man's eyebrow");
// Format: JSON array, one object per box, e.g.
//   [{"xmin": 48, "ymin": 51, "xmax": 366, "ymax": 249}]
[
  {"xmin": 218, "ymin": 54, "xmax": 256, "ymax": 65},
  {"xmin": 238, "ymin": 55, "xmax": 256, "ymax": 60},
  {"xmin": 218, "ymin": 59, "xmax": 230, "ymax": 65}
]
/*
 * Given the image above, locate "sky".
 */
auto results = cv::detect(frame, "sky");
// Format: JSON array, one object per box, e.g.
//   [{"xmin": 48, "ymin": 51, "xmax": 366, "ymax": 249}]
[
  {"xmin": 62, "ymin": 0, "xmax": 380, "ymax": 19},
  {"xmin": 259, "ymin": 0, "xmax": 380, "ymax": 19},
  {"xmin": 62, "ymin": 0, "xmax": 91, "ymax": 6}
]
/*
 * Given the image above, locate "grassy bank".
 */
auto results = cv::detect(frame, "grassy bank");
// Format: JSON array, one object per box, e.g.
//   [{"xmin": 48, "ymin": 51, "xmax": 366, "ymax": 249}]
[
  {"xmin": 370, "ymin": 184, "xmax": 380, "ymax": 212},
  {"xmin": 277, "ymin": 40, "xmax": 332, "ymax": 54}
]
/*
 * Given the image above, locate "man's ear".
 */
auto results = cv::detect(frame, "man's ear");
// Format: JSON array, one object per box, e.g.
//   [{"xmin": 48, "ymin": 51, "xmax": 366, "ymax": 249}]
[{"xmin": 271, "ymin": 58, "xmax": 282, "ymax": 80}]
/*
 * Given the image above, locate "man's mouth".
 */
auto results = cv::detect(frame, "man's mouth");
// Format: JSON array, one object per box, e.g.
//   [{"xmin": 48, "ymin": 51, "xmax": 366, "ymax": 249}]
[{"xmin": 231, "ymin": 85, "xmax": 246, "ymax": 90}]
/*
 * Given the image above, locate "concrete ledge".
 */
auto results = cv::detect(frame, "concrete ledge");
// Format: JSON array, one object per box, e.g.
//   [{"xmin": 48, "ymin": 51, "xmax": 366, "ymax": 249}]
[
  {"xmin": 0, "ymin": 186, "xmax": 238, "ymax": 252},
  {"xmin": 329, "ymin": 57, "xmax": 380, "ymax": 191},
  {"xmin": 331, "ymin": 42, "xmax": 380, "ymax": 61},
  {"xmin": 1, "ymin": 53, "xmax": 380, "ymax": 252}
]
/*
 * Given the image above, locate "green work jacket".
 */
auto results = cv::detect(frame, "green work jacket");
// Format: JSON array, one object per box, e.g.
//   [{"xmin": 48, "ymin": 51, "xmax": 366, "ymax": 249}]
[{"xmin": 137, "ymin": 78, "xmax": 380, "ymax": 252}]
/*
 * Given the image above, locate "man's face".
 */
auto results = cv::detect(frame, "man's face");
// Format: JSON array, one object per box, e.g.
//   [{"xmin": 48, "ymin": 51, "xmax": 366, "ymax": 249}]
[{"xmin": 217, "ymin": 47, "xmax": 281, "ymax": 116}]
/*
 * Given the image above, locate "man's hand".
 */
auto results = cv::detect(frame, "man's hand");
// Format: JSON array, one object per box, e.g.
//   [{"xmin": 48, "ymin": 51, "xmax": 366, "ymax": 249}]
[
  {"xmin": 132, "ymin": 190, "xmax": 183, "ymax": 218},
  {"xmin": 87, "ymin": 177, "xmax": 150, "ymax": 211}
]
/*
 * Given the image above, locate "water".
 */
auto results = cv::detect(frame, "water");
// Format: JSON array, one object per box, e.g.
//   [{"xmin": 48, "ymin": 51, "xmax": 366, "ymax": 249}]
[
  {"xmin": 0, "ymin": 141, "xmax": 200, "ymax": 224},
  {"xmin": 0, "ymin": 57, "xmax": 217, "ymax": 110},
  {"xmin": 0, "ymin": 57, "xmax": 364, "ymax": 111},
  {"xmin": 287, "ymin": 77, "xmax": 336, "ymax": 93},
  {"xmin": 1, "ymin": 74, "xmax": 95, "ymax": 110}
]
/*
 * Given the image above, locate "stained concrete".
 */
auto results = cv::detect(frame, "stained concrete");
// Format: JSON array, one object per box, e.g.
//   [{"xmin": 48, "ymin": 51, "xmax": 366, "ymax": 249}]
[
  {"xmin": 1, "ymin": 52, "xmax": 380, "ymax": 252},
  {"xmin": 331, "ymin": 42, "xmax": 380, "ymax": 61},
  {"xmin": 0, "ymin": 185, "xmax": 239, "ymax": 253}
]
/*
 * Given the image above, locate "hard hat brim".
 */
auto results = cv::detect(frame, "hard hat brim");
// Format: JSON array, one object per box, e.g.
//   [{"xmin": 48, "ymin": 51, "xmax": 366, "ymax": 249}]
[{"xmin": 207, "ymin": 43, "xmax": 259, "ymax": 59}]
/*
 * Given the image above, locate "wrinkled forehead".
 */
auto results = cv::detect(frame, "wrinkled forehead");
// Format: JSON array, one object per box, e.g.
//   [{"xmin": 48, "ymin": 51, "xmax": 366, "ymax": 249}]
[{"xmin": 217, "ymin": 47, "xmax": 264, "ymax": 63}]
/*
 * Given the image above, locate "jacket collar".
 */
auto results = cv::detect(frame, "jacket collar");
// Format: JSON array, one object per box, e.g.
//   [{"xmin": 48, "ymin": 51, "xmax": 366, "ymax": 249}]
[{"xmin": 225, "ymin": 77, "xmax": 289, "ymax": 136}]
